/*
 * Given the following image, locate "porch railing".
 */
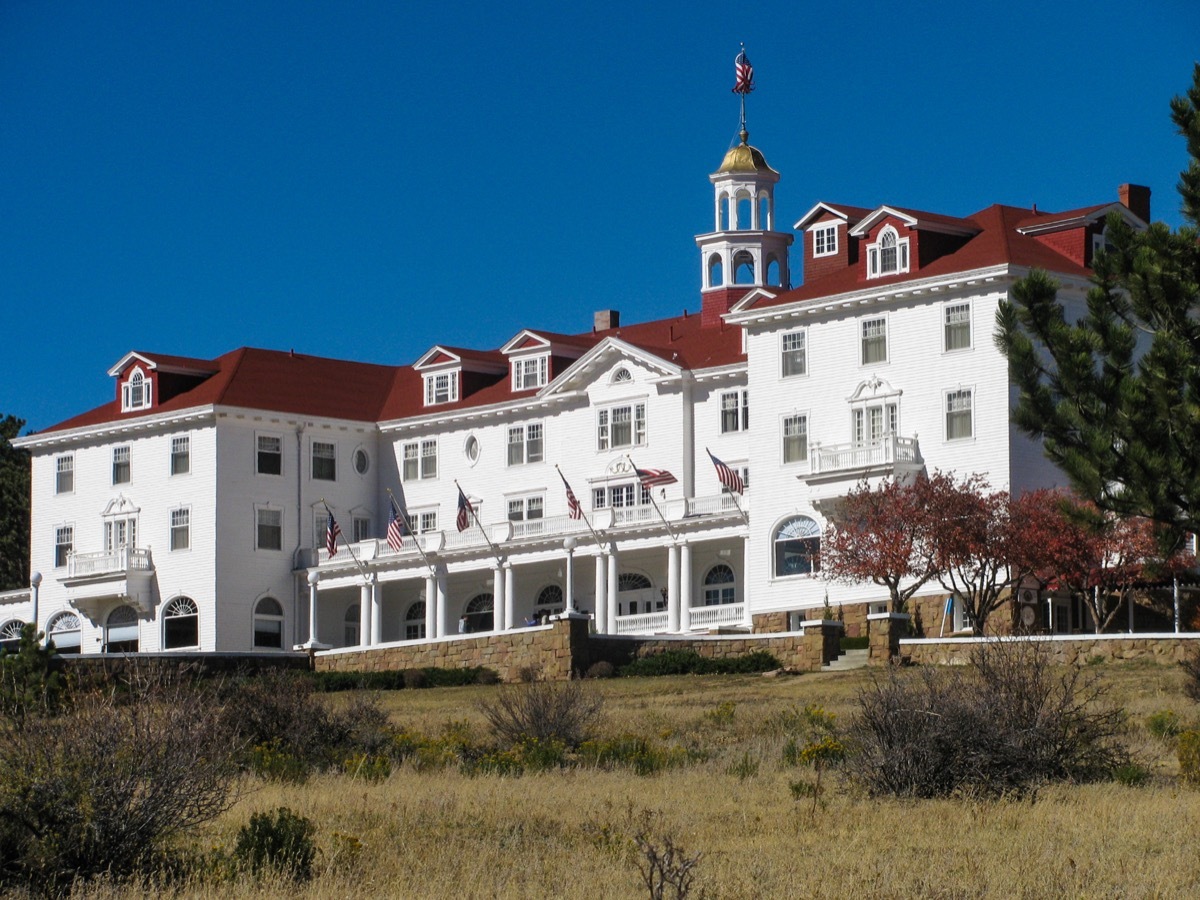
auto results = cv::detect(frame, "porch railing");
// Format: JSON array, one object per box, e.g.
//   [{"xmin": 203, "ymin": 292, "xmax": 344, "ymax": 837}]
[
  {"xmin": 614, "ymin": 611, "xmax": 670, "ymax": 634},
  {"xmin": 688, "ymin": 603, "xmax": 746, "ymax": 629}
]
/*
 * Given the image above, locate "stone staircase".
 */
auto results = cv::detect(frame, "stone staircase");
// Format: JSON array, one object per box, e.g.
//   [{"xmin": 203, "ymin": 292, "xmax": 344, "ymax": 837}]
[{"xmin": 822, "ymin": 648, "xmax": 869, "ymax": 671}]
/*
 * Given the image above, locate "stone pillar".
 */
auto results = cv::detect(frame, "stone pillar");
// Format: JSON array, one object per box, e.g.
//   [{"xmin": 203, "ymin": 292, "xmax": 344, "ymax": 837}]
[
  {"xmin": 800, "ymin": 619, "xmax": 844, "ymax": 670},
  {"xmin": 594, "ymin": 551, "xmax": 608, "ymax": 633},
  {"xmin": 742, "ymin": 536, "xmax": 753, "ymax": 627},
  {"xmin": 359, "ymin": 579, "xmax": 372, "ymax": 647},
  {"xmin": 424, "ymin": 573, "xmax": 436, "ymax": 640},
  {"xmin": 492, "ymin": 563, "xmax": 505, "ymax": 633},
  {"xmin": 867, "ymin": 612, "xmax": 909, "ymax": 665},
  {"xmin": 667, "ymin": 543, "xmax": 681, "ymax": 632},
  {"xmin": 369, "ymin": 575, "xmax": 381, "ymax": 646},
  {"xmin": 679, "ymin": 542, "xmax": 692, "ymax": 632},
  {"xmin": 504, "ymin": 564, "xmax": 515, "ymax": 629},
  {"xmin": 607, "ymin": 547, "xmax": 619, "ymax": 634},
  {"xmin": 435, "ymin": 568, "xmax": 448, "ymax": 638}
]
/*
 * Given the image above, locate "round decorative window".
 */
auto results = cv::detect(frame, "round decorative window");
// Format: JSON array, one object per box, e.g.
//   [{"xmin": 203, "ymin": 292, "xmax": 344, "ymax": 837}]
[
  {"xmin": 353, "ymin": 448, "xmax": 370, "ymax": 475},
  {"xmin": 464, "ymin": 434, "xmax": 480, "ymax": 465}
]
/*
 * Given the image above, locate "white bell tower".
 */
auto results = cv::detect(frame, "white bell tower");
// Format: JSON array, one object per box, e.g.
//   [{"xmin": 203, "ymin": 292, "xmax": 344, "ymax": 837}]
[{"xmin": 695, "ymin": 127, "xmax": 793, "ymax": 326}]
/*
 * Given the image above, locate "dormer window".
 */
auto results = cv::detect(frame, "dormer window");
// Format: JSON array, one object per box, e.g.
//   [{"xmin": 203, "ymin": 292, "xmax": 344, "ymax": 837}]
[
  {"xmin": 812, "ymin": 223, "xmax": 838, "ymax": 257},
  {"xmin": 424, "ymin": 371, "xmax": 459, "ymax": 406},
  {"xmin": 121, "ymin": 368, "xmax": 152, "ymax": 412},
  {"xmin": 867, "ymin": 226, "xmax": 909, "ymax": 278},
  {"xmin": 512, "ymin": 355, "xmax": 548, "ymax": 391}
]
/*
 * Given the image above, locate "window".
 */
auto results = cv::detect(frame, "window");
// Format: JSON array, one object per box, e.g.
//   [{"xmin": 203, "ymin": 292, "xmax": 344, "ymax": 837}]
[
  {"xmin": 774, "ymin": 516, "xmax": 821, "ymax": 577},
  {"xmin": 344, "ymin": 604, "xmax": 359, "ymax": 646},
  {"xmin": 867, "ymin": 226, "xmax": 910, "ymax": 278},
  {"xmin": 253, "ymin": 597, "xmax": 284, "ymax": 649},
  {"xmin": 163, "ymin": 596, "xmax": 198, "ymax": 649},
  {"xmin": 54, "ymin": 526, "xmax": 73, "ymax": 567},
  {"xmin": 783, "ymin": 415, "xmax": 808, "ymax": 463},
  {"xmin": 512, "ymin": 356, "xmax": 548, "ymax": 390},
  {"xmin": 781, "ymin": 331, "xmax": 806, "ymax": 377},
  {"xmin": 592, "ymin": 483, "xmax": 651, "ymax": 510},
  {"xmin": 405, "ymin": 602, "xmax": 427, "ymax": 640},
  {"xmin": 121, "ymin": 367, "xmax": 152, "ymax": 411},
  {"xmin": 257, "ymin": 435, "xmax": 282, "ymax": 475},
  {"xmin": 353, "ymin": 448, "xmax": 370, "ymax": 475},
  {"xmin": 507, "ymin": 495, "xmax": 545, "ymax": 521},
  {"xmin": 55, "ymin": 455, "xmax": 74, "ymax": 494},
  {"xmin": 853, "ymin": 402, "xmax": 898, "ymax": 446},
  {"xmin": 464, "ymin": 435, "xmax": 480, "ymax": 464},
  {"xmin": 507, "ymin": 423, "xmax": 544, "ymax": 465},
  {"xmin": 720, "ymin": 391, "xmax": 749, "ymax": 433},
  {"xmin": 104, "ymin": 517, "xmax": 136, "ymax": 552},
  {"xmin": 47, "ymin": 612, "xmax": 81, "ymax": 654},
  {"xmin": 861, "ymin": 318, "xmax": 887, "ymax": 365},
  {"xmin": 171, "ymin": 436, "xmax": 190, "ymax": 475},
  {"xmin": 812, "ymin": 223, "xmax": 838, "ymax": 257},
  {"xmin": 170, "ymin": 507, "xmax": 190, "ymax": 551},
  {"xmin": 424, "ymin": 371, "xmax": 459, "ymax": 405},
  {"xmin": 703, "ymin": 564, "xmax": 736, "ymax": 606},
  {"xmin": 946, "ymin": 389, "xmax": 974, "ymax": 440},
  {"xmin": 616, "ymin": 572, "xmax": 657, "ymax": 615},
  {"xmin": 612, "ymin": 367, "xmax": 633, "ymax": 384},
  {"xmin": 944, "ymin": 303, "xmax": 972, "ymax": 351},
  {"xmin": 256, "ymin": 508, "xmax": 283, "ymax": 551},
  {"xmin": 462, "ymin": 593, "xmax": 494, "ymax": 634},
  {"xmin": 112, "ymin": 446, "xmax": 131, "ymax": 484},
  {"xmin": 535, "ymin": 585, "xmax": 563, "ymax": 615},
  {"xmin": 105, "ymin": 605, "xmax": 139, "ymax": 653},
  {"xmin": 0, "ymin": 620, "xmax": 25, "ymax": 652},
  {"xmin": 402, "ymin": 440, "xmax": 438, "ymax": 480},
  {"xmin": 312, "ymin": 441, "xmax": 336, "ymax": 481},
  {"xmin": 353, "ymin": 516, "xmax": 371, "ymax": 542},
  {"xmin": 597, "ymin": 403, "xmax": 646, "ymax": 450}
]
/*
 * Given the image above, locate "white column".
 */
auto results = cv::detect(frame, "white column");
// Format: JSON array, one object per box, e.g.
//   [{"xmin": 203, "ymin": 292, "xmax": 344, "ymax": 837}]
[
  {"xmin": 435, "ymin": 569, "xmax": 448, "ymax": 638},
  {"xmin": 667, "ymin": 543, "xmax": 681, "ymax": 632},
  {"xmin": 359, "ymin": 579, "xmax": 372, "ymax": 647},
  {"xmin": 564, "ymin": 538, "xmax": 577, "ymax": 614},
  {"xmin": 679, "ymin": 542, "xmax": 692, "ymax": 632},
  {"xmin": 742, "ymin": 536, "xmax": 753, "ymax": 628},
  {"xmin": 30, "ymin": 572, "xmax": 42, "ymax": 637},
  {"xmin": 607, "ymin": 547, "xmax": 619, "ymax": 634},
  {"xmin": 306, "ymin": 571, "xmax": 320, "ymax": 645},
  {"xmin": 504, "ymin": 564, "xmax": 515, "ymax": 629},
  {"xmin": 370, "ymin": 575, "xmax": 382, "ymax": 645},
  {"xmin": 594, "ymin": 552, "xmax": 607, "ymax": 633},
  {"xmin": 493, "ymin": 564, "xmax": 505, "ymax": 632},
  {"xmin": 424, "ymin": 573, "xmax": 436, "ymax": 640}
]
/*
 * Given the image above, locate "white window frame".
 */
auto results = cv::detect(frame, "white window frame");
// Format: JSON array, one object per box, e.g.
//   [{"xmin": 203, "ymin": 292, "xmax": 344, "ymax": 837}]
[
  {"xmin": 255, "ymin": 506, "xmax": 284, "ymax": 551},
  {"xmin": 104, "ymin": 516, "xmax": 137, "ymax": 552},
  {"xmin": 782, "ymin": 413, "xmax": 809, "ymax": 464},
  {"xmin": 945, "ymin": 387, "xmax": 975, "ymax": 441},
  {"xmin": 170, "ymin": 436, "xmax": 190, "ymax": 476},
  {"xmin": 507, "ymin": 493, "xmax": 545, "ymax": 522},
  {"xmin": 812, "ymin": 223, "xmax": 838, "ymax": 258},
  {"xmin": 507, "ymin": 422, "xmax": 545, "ymax": 466},
  {"xmin": 311, "ymin": 440, "xmax": 336, "ymax": 482},
  {"xmin": 256, "ymin": 433, "xmax": 283, "ymax": 476},
  {"xmin": 121, "ymin": 367, "xmax": 152, "ymax": 412},
  {"xmin": 591, "ymin": 482, "xmax": 651, "ymax": 510},
  {"xmin": 252, "ymin": 596, "xmax": 285, "ymax": 649},
  {"xmin": 170, "ymin": 507, "xmax": 190, "ymax": 552},
  {"xmin": 423, "ymin": 371, "xmax": 459, "ymax": 406},
  {"xmin": 402, "ymin": 439, "xmax": 438, "ymax": 481},
  {"xmin": 352, "ymin": 515, "xmax": 372, "ymax": 543},
  {"xmin": 511, "ymin": 354, "xmax": 549, "ymax": 391},
  {"xmin": 860, "ymin": 316, "xmax": 888, "ymax": 366},
  {"xmin": 596, "ymin": 402, "xmax": 647, "ymax": 451},
  {"xmin": 943, "ymin": 301, "xmax": 972, "ymax": 352},
  {"xmin": 720, "ymin": 390, "xmax": 749, "ymax": 434},
  {"xmin": 54, "ymin": 525, "xmax": 74, "ymax": 568},
  {"xmin": 162, "ymin": 596, "xmax": 199, "ymax": 650},
  {"xmin": 406, "ymin": 507, "xmax": 438, "ymax": 534},
  {"xmin": 112, "ymin": 445, "xmax": 131, "ymax": 485},
  {"xmin": 55, "ymin": 454, "xmax": 74, "ymax": 494},
  {"xmin": 866, "ymin": 226, "xmax": 910, "ymax": 279},
  {"xmin": 781, "ymin": 329, "xmax": 807, "ymax": 378}
]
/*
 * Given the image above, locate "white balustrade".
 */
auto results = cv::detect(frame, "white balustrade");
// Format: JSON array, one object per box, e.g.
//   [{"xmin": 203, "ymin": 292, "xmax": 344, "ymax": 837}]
[
  {"xmin": 687, "ymin": 603, "xmax": 746, "ymax": 629},
  {"xmin": 812, "ymin": 434, "xmax": 922, "ymax": 476},
  {"xmin": 614, "ymin": 611, "xmax": 670, "ymax": 634},
  {"xmin": 67, "ymin": 547, "xmax": 153, "ymax": 578}
]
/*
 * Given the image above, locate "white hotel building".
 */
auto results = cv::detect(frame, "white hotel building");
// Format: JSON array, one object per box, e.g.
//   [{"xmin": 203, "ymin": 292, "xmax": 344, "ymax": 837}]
[{"xmin": 4, "ymin": 132, "xmax": 1150, "ymax": 655}]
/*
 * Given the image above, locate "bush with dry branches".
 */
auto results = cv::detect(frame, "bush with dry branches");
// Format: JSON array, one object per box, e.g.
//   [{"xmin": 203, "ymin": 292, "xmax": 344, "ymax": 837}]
[{"xmin": 477, "ymin": 670, "xmax": 604, "ymax": 748}]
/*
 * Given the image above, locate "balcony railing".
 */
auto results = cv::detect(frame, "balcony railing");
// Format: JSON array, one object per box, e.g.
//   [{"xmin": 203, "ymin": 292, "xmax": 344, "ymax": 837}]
[
  {"xmin": 614, "ymin": 611, "xmax": 670, "ymax": 634},
  {"xmin": 510, "ymin": 514, "xmax": 589, "ymax": 540},
  {"xmin": 688, "ymin": 603, "xmax": 745, "ymax": 629},
  {"xmin": 67, "ymin": 547, "xmax": 153, "ymax": 579},
  {"xmin": 810, "ymin": 433, "xmax": 922, "ymax": 477}
]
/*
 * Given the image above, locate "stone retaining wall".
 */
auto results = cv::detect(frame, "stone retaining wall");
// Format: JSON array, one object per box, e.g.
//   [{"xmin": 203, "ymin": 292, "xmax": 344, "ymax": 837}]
[
  {"xmin": 59, "ymin": 651, "xmax": 310, "ymax": 690},
  {"xmin": 902, "ymin": 633, "xmax": 1200, "ymax": 667}
]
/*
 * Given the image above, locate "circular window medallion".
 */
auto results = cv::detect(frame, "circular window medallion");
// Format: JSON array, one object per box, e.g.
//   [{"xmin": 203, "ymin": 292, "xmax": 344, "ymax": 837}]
[
  {"xmin": 465, "ymin": 434, "xmax": 480, "ymax": 465},
  {"xmin": 353, "ymin": 448, "xmax": 370, "ymax": 475}
]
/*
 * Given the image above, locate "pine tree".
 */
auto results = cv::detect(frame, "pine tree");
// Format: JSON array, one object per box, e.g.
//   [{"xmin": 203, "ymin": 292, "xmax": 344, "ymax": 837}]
[
  {"xmin": 997, "ymin": 64, "xmax": 1200, "ymax": 538},
  {"xmin": 0, "ymin": 415, "xmax": 31, "ymax": 591}
]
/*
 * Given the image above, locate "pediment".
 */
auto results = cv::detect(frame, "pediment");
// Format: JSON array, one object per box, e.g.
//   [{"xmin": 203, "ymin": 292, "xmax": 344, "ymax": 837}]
[
  {"xmin": 540, "ymin": 338, "xmax": 680, "ymax": 397},
  {"xmin": 101, "ymin": 494, "xmax": 140, "ymax": 517},
  {"xmin": 413, "ymin": 346, "xmax": 461, "ymax": 370},
  {"xmin": 848, "ymin": 375, "xmax": 901, "ymax": 403},
  {"xmin": 729, "ymin": 287, "xmax": 780, "ymax": 314},
  {"xmin": 106, "ymin": 352, "xmax": 159, "ymax": 378},
  {"xmin": 500, "ymin": 330, "xmax": 552, "ymax": 355}
]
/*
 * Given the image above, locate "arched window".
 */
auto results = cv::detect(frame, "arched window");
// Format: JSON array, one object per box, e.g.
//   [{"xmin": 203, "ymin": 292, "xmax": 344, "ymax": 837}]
[
  {"xmin": 462, "ymin": 593, "xmax": 494, "ymax": 634},
  {"xmin": 105, "ymin": 605, "xmax": 139, "ymax": 653},
  {"xmin": 774, "ymin": 516, "xmax": 822, "ymax": 577},
  {"xmin": 719, "ymin": 192, "xmax": 731, "ymax": 230},
  {"xmin": 47, "ymin": 612, "xmax": 81, "ymax": 655},
  {"xmin": 162, "ymin": 596, "xmax": 198, "ymax": 649},
  {"xmin": 707, "ymin": 253, "xmax": 723, "ymax": 288},
  {"xmin": 0, "ymin": 619, "xmax": 26, "ymax": 652},
  {"xmin": 344, "ymin": 604, "xmax": 360, "ymax": 646},
  {"xmin": 703, "ymin": 564, "xmax": 736, "ymax": 606},
  {"xmin": 765, "ymin": 254, "xmax": 781, "ymax": 286},
  {"xmin": 536, "ymin": 584, "xmax": 563, "ymax": 614},
  {"xmin": 736, "ymin": 193, "xmax": 753, "ymax": 230},
  {"xmin": 618, "ymin": 572, "xmax": 652, "ymax": 591},
  {"xmin": 868, "ymin": 226, "xmax": 909, "ymax": 278},
  {"xmin": 122, "ymin": 367, "xmax": 152, "ymax": 411},
  {"xmin": 733, "ymin": 250, "xmax": 755, "ymax": 285},
  {"xmin": 405, "ymin": 601, "xmax": 426, "ymax": 641},
  {"xmin": 758, "ymin": 193, "xmax": 771, "ymax": 230},
  {"xmin": 611, "ymin": 367, "xmax": 633, "ymax": 384},
  {"xmin": 617, "ymin": 572, "xmax": 655, "ymax": 615},
  {"xmin": 253, "ymin": 596, "xmax": 284, "ymax": 649}
]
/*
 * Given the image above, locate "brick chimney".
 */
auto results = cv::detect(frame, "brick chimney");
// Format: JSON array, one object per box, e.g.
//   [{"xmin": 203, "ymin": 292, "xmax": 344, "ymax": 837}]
[
  {"xmin": 594, "ymin": 309, "xmax": 619, "ymax": 331},
  {"xmin": 1118, "ymin": 184, "xmax": 1151, "ymax": 223}
]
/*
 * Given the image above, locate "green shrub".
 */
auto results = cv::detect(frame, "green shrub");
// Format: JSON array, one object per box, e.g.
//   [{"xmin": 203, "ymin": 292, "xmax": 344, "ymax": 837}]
[
  {"xmin": 308, "ymin": 666, "xmax": 498, "ymax": 692},
  {"xmin": 702, "ymin": 701, "xmax": 736, "ymax": 726},
  {"xmin": 839, "ymin": 635, "xmax": 869, "ymax": 651},
  {"xmin": 578, "ymin": 735, "xmax": 696, "ymax": 776},
  {"xmin": 234, "ymin": 807, "xmax": 316, "ymax": 881},
  {"xmin": 727, "ymin": 751, "xmax": 759, "ymax": 780},
  {"xmin": 586, "ymin": 660, "xmax": 616, "ymax": 679},
  {"xmin": 248, "ymin": 739, "xmax": 309, "ymax": 783},
  {"xmin": 341, "ymin": 752, "xmax": 392, "ymax": 781},
  {"xmin": 1177, "ymin": 730, "xmax": 1200, "ymax": 785},
  {"xmin": 1113, "ymin": 763, "xmax": 1152, "ymax": 786},
  {"xmin": 0, "ymin": 623, "xmax": 67, "ymax": 726},
  {"xmin": 1146, "ymin": 709, "xmax": 1183, "ymax": 740},
  {"xmin": 618, "ymin": 649, "xmax": 780, "ymax": 677}
]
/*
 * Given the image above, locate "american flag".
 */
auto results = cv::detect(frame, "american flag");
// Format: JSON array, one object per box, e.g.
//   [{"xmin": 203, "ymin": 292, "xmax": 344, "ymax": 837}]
[
  {"xmin": 456, "ymin": 486, "xmax": 473, "ymax": 532},
  {"xmin": 732, "ymin": 48, "xmax": 754, "ymax": 95},
  {"xmin": 706, "ymin": 448, "xmax": 745, "ymax": 495},
  {"xmin": 636, "ymin": 467, "xmax": 678, "ymax": 489},
  {"xmin": 559, "ymin": 469, "xmax": 583, "ymax": 520},
  {"xmin": 387, "ymin": 493, "xmax": 409, "ymax": 551},
  {"xmin": 325, "ymin": 513, "xmax": 342, "ymax": 557}
]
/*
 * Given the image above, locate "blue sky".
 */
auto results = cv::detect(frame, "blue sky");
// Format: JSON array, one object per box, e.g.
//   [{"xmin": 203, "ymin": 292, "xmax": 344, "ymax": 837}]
[{"xmin": 2, "ymin": 0, "xmax": 1197, "ymax": 433}]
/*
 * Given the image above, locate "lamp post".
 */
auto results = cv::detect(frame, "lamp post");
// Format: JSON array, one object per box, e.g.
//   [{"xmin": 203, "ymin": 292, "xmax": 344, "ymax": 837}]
[
  {"xmin": 29, "ymin": 571, "xmax": 42, "ymax": 637},
  {"xmin": 563, "ymin": 536, "xmax": 577, "ymax": 615}
]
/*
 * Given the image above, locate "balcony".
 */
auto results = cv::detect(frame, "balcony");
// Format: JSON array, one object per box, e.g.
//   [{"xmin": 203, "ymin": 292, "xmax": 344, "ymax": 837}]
[
  {"xmin": 60, "ymin": 547, "xmax": 155, "ymax": 615},
  {"xmin": 809, "ymin": 434, "xmax": 923, "ymax": 480}
]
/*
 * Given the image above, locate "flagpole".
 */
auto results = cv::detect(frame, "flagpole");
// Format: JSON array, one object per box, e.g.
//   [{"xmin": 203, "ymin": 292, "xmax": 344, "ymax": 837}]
[
  {"xmin": 626, "ymin": 455, "xmax": 678, "ymax": 544},
  {"xmin": 321, "ymin": 499, "xmax": 371, "ymax": 583},
  {"xmin": 555, "ymin": 464, "xmax": 609, "ymax": 553},
  {"xmin": 385, "ymin": 487, "xmax": 438, "ymax": 576},
  {"xmin": 454, "ymin": 480, "xmax": 505, "ymax": 568}
]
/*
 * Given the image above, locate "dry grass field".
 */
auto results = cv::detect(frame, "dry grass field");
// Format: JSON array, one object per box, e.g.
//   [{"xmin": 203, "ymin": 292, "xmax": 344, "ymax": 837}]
[{"xmin": 79, "ymin": 661, "xmax": 1200, "ymax": 899}]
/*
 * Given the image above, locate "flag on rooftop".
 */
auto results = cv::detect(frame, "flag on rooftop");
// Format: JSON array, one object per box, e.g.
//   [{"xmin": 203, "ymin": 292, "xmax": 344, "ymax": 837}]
[
  {"xmin": 325, "ymin": 513, "xmax": 342, "ymax": 557},
  {"xmin": 706, "ymin": 448, "xmax": 745, "ymax": 495},
  {"xmin": 636, "ymin": 467, "xmax": 678, "ymax": 488},
  {"xmin": 559, "ymin": 469, "xmax": 583, "ymax": 520},
  {"xmin": 387, "ymin": 492, "xmax": 409, "ymax": 551},
  {"xmin": 732, "ymin": 48, "xmax": 754, "ymax": 94},
  {"xmin": 456, "ymin": 486, "xmax": 473, "ymax": 532}
]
